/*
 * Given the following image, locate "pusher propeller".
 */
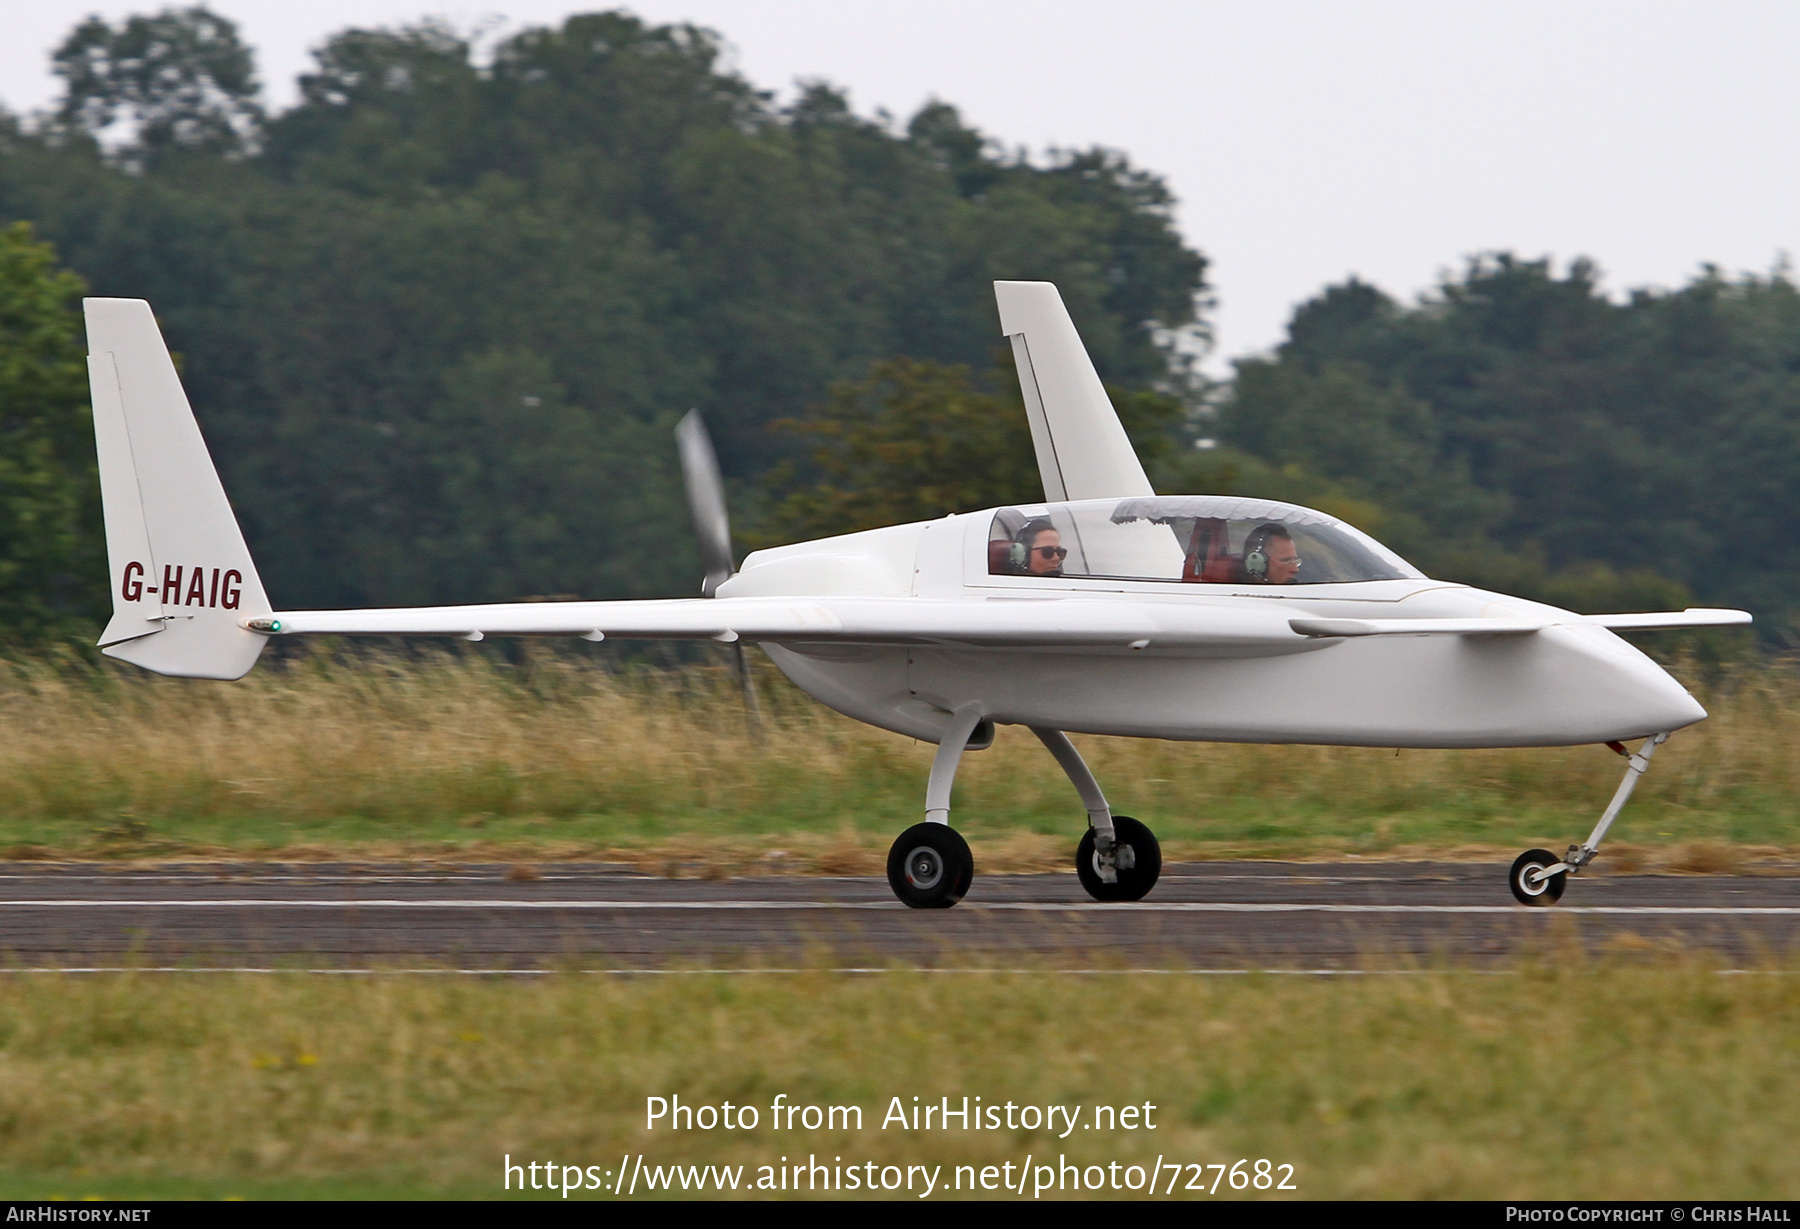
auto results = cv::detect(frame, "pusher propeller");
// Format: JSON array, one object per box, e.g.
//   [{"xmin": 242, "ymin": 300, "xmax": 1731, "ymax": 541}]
[
  {"xmin": 674, "ymin": 409, "xmax": 761, "ymax": 727},
  {"xmin": 676, "ymin": 409, "xmax": 736, "ymax": 598}
]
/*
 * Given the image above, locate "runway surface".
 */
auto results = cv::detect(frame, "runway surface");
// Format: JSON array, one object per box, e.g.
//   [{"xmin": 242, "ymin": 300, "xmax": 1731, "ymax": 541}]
[{"xmin": 0, "ymin": 860, "xmax": 1796, "ymax": 969}]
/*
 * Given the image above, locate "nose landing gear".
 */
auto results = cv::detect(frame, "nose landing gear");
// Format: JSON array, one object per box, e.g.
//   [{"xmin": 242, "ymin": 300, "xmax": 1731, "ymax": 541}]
[{"xmin": 1508, "ymin": 733, "xmax": 1669, "ymax": 907}]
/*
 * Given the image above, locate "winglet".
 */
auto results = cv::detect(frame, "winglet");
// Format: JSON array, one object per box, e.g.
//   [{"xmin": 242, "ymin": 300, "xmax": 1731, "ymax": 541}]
[
  {"xmin": 86, "ymin": 298, "xmax": 271, "ymax": 679},
  {"xmin": 995, "ymin": 281, "xmax": 1154, "ymax": 502}
]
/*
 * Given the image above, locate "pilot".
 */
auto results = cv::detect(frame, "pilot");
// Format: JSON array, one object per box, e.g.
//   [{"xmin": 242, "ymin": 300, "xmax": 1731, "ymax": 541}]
[
  {"xmin": 1014, "ymin": 518, "xmax": 1067, "ymax": 576},
  {"xmin": 1242, "ymin": 523, "xmax": 1300, "ymax": 584}
]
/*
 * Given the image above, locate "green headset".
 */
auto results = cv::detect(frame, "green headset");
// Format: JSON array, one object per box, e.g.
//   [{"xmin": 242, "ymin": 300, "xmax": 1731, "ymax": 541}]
[
  {"xmin": 1242, "ymin": 523, "xmax": 1287, "ymax": 581},
  {"xmin": 1010, "ymin": 518, "xmax": 1058, "ymax": 571}
]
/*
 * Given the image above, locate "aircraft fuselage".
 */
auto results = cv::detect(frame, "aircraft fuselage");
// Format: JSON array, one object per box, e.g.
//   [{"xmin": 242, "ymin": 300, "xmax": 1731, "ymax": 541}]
[{"xmin": 730, "ymin": 509, "xmax": 1706, "ymax": 750}]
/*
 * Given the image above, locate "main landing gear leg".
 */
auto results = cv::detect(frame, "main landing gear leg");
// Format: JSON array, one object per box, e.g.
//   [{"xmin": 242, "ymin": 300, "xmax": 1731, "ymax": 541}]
[
  {"xmin": 1510, "ymin": 732, "xmax": 1670, "ymax": 907},
  {"xmin": 885, "ymin": 706, "xmax": 982, "ymax": 909},
  {"xmin": 1031, "ymin": 727, "xmax": 1162, "ymax": 903}
]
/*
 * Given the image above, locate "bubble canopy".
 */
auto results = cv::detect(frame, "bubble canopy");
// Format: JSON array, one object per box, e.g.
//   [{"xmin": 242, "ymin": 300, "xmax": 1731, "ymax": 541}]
[{"xmin": 987, "ymin": 495, "xmax": 1425, "ymax": 585}]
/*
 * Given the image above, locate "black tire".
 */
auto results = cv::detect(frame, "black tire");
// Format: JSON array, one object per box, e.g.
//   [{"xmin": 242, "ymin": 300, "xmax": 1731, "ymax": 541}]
[
  {"xmin": 1076, "ymin": 816, "xmax": 1162, "ymax": 902},
  {"xmin": 1509, "ymin": 847, "xmax": 1567, "ymax": 906},
  {"xmin": 886, "ymin": 823, "xmax": 974, "ymax": 909}
]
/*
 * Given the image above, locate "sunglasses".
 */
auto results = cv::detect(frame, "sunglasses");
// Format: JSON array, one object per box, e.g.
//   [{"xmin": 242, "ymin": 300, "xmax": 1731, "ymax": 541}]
[{"xmin": 1033, "ymin": 546, "xmax": 1069, "ymax": 560}]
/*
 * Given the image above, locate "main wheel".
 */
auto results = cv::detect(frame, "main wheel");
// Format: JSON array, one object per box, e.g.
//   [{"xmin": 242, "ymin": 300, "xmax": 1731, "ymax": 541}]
[
  {"xmin": 1509, "ymin": 847, "xmax": 1567, "ymax": 906},
  {"xmin": 886, "ymin": 823, "xmax": 974, "ymax": 909},
  {"xmin": 1076, "ymin": 816, "xmax": 1162, "ymax": 902}
]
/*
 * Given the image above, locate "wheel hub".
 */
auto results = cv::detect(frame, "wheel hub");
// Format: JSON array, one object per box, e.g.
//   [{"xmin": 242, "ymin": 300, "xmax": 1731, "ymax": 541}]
[{"xmin": 905, "ymin": 846, "xmax": 944, "ymax": 890}]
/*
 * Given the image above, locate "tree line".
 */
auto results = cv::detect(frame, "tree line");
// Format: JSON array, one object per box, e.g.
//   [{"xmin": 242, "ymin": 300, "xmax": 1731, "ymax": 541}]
[{"xmin": 0, "ymin": 7, "xmax": 1796, "ymax": 645}]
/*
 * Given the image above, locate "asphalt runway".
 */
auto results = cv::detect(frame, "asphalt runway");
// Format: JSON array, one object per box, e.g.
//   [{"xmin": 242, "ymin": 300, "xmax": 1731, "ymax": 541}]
[{"xmin": 0, "ymin": 860, "xmax": 1796, "ymax": 970}]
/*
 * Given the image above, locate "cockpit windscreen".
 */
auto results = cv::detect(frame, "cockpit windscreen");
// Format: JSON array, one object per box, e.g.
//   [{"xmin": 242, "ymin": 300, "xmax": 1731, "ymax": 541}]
[{"xmin": 988, "ymin": 496, "xmax": 1423, "ymax": 585}]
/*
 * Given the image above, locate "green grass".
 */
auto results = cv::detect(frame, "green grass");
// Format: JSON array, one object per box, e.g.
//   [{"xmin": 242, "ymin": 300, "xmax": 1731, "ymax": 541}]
[
  {"xmin": 0, "ymin": 961, "xmax": 1796, "ymax": 1199},
  {"xmin": 0, "ymin": 646, "xmax": 1793, "ymax": 866}
]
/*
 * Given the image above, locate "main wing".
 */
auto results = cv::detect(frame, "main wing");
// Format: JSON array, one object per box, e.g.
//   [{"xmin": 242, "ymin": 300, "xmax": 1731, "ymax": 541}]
[{"xmin": 259, "ymin": 597, "xmax": 1754, "ymax": 654}]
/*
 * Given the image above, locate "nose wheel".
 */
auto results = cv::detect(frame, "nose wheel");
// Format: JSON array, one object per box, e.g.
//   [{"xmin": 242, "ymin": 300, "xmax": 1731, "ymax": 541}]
[
  {"xmin": 1076, "ymin": 816, "xmax": 1162, "ymax": 902},
  {"xmin": 887, "ymin": 823, "xmax": 974, "ymax": 909},
  {"xmin": 1507, "ymin": 734, "xmax": 1673, "ymax": 908},
  {"xmin": 1509, "ymin": 847, "xmax": 1567, "ymax": 906}
]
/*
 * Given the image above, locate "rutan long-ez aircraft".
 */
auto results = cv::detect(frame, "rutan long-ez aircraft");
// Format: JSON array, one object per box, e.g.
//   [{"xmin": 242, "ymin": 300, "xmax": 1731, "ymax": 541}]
[{"xmin": 85, "ymin": 283, "xmax": 1747, "ymax": 908}]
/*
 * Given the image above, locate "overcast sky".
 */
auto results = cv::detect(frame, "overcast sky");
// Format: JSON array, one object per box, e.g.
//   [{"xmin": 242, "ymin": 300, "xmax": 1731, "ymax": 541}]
[{"xmin": 4, "ymin": 1, "xmax": 1796, "ymax": 372}]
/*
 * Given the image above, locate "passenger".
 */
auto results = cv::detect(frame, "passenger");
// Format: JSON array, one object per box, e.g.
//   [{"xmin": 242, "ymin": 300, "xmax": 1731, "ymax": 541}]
[
  {"xmin": 1242, "ymin": 523, "xmax": 1300, "ymax": 584},
  {"xmin": 1015, "ymin": 518, "xmax": 1067, "ymax": 576}
]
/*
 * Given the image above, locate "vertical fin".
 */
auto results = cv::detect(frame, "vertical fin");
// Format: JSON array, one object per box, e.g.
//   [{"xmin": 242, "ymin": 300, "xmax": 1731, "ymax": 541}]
[
  {"xmin": 85, "ymin": 299, "xmax": 270, "ymax": 680},
  {"xmin": 994, "ymin": 281, "xmax": 1155, "ymax": 502}
]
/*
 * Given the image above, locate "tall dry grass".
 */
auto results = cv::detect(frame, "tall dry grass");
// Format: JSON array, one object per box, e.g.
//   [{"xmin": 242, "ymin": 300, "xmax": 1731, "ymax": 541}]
[
  {"xmin": 0, "ymin": 963, "xmax": 1796, "ymax": 1198},
  {"xmin": 0, "ymin": 645, "xmax": 1794, "ymax": 860}
]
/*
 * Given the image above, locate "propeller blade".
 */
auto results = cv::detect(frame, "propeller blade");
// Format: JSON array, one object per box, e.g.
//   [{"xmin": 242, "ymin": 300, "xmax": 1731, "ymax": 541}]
[
  {"xmin": 675, "ymin": 411, "xmax": 761, "ymax": 732},
  {"xmin": 675, "ymin": 409, "xmax": 735, "ymax": 597}
]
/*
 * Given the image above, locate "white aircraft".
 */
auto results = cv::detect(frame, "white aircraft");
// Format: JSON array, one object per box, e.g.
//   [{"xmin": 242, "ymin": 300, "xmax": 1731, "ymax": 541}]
[{"xmin": 84, "ymin": 284, "xmax": 1749, "ymax": 909}]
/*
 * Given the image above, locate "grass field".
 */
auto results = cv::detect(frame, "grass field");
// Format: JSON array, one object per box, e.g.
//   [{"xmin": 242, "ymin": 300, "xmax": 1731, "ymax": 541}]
[
  {"xmin": 0, "ymin": 960, "xmax": 1794, "ymax": 1200},
  {"xmin": 0, "ymin": 645, "xmax": 1794, "ymax": 867}
]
